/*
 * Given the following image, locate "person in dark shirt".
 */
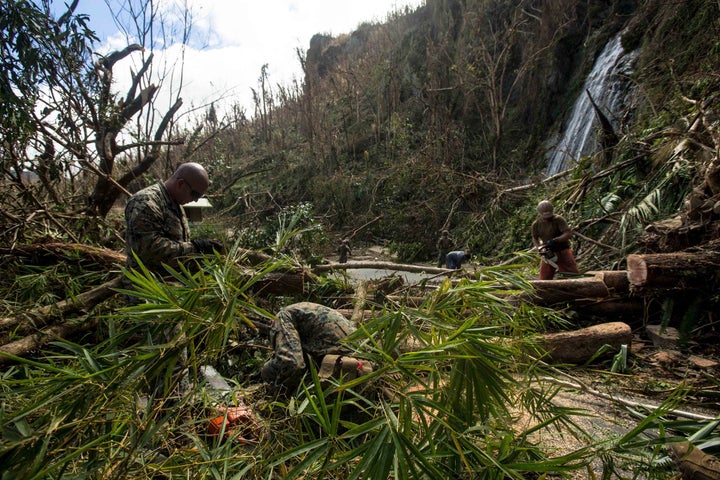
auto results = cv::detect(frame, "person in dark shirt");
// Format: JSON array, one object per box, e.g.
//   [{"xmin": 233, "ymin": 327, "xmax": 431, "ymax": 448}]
[
  {"xmin": 531, "ymin": 200, "xmax": 579, "ymax": 280},
  {"xmin": 436, "ymin": 230, "xmax": 453, "ymax": 267},
  {"xmin": 337, "ymin": 239, "xmax": 352, "ymax": 263}
]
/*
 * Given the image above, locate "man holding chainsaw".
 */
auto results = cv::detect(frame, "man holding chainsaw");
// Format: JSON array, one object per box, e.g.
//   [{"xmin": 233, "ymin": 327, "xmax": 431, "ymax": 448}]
[{"xmin": 531, "ymin": 200, "xmax": 579, "ymax": 280}]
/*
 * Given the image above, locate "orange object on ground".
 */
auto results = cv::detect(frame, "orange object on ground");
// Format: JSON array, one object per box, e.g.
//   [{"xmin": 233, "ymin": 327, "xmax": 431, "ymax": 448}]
[{"xmin": 207, "ymin": 405, "xmax": 259, "ymax": 443}]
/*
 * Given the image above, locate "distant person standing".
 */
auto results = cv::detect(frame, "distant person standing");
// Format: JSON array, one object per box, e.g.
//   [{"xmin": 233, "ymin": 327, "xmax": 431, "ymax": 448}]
[
  {"xmin": 445, "ymin": 250, "xmax": 469, "ymax": 269},
  {"xmin": 337, "ymin": 239, "xmax": 352, "ymax": 264},
  {"xmin": 531, "ymin": 200, "xmax": 579, "ymax": 280},
  {"xmin": 436, "ymin": 230, "xmax": 453, "ymax": 267}
]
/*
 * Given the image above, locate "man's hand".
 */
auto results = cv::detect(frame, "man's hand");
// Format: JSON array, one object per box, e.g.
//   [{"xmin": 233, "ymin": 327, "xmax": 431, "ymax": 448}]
[
  {"xmin": 192, "ymin": 239, "xmax": 224, "ymax": 254},
  {"xmin": 544, "ymin": 239, "xmax": 560, "ymax": 252}
]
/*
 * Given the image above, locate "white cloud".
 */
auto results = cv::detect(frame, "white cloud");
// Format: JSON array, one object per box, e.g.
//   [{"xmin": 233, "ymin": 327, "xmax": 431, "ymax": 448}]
[{"xmin": 80, "ymin": 0, "xmax": 424, "ymax": 123}]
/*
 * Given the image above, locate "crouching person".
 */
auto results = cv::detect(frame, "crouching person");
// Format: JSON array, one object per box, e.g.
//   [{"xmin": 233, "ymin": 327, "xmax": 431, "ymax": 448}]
[{"xmin": 260, "ymin": 302, "xmax": 357, "ymax": 392}]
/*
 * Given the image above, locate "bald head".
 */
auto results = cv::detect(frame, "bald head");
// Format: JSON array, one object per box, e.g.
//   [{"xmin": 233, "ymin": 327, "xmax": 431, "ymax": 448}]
[{"xmin": 165, "ymin": 162, "xmax": 210, "ymax": 204}]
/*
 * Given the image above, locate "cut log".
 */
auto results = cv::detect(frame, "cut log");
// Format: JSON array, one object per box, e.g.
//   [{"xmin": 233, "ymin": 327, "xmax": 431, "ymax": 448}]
[
  {"xmin": 627, "ymin": 252, "xmax": 720, "ymax": 287},
  {"xmin": 539, "ymin": 322, "xmax": 632, "ymax": 364},
  {"xmin": 587, "ymin": 270, "xmax": 630, "ymax": 294},
  {"xmin": 513, "ymin": 278, "xmax": 610, "ymax": 306}
]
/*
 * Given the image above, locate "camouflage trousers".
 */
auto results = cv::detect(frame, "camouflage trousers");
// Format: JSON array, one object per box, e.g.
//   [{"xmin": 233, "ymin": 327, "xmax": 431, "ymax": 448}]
[
  {"xmin": 152, "ymin": 322, "xmax": 191, "ymax": 402},
  {"xmin": 260, "ymin": 302, "xmax": 356, "ymax": 389}
]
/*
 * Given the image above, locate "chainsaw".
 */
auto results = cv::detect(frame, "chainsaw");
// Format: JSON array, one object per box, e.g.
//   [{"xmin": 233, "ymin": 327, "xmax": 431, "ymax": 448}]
[{"xmin": 538, "ymin": 243, "xmax": 559, "ymax": 270}]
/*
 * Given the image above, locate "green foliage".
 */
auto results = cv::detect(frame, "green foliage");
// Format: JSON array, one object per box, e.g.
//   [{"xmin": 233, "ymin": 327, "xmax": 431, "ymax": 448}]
[
  {"xmin": 233, "ymin": 203, "xmax": 328, "ymax": 264},
  {"xmin": 2, "ymin": 256, "xmax": 674, "ymax": 479},
  {"xmin": 387, "ymin": 240, "xmax": 424, "ymax": 263},
  {"xmin": 0, "ymin": 1, "xmax": 97, "ymax": 140}
]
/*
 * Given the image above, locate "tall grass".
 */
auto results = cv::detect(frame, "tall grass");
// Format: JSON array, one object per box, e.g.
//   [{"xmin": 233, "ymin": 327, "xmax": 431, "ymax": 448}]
[{"xmin": 0, "ymin": 253, "xmax": 682, "ymax": 479}]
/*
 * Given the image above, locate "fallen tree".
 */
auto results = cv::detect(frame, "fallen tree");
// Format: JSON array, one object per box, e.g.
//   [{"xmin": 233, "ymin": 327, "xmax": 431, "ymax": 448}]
[
  {"xmin": 627, "ymin": 251, "xmax": 720, "ymax": 288},
  {"xmin": 538, "ymin": 322, "xmax": 632, "ymax": 364}
]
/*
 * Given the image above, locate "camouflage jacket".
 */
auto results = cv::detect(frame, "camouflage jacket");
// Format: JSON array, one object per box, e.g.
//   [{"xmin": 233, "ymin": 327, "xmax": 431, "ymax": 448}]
[
  {"xmin": 125, "ymin": 182, "xmax": 194, "ymax": 272},
  {"xmin": 437, "ymin": 235, "xmax": 453, "ymax": 251},
  {"xmin": 260, "ymin": 302, "xmax": 357, "ymax": 388}
]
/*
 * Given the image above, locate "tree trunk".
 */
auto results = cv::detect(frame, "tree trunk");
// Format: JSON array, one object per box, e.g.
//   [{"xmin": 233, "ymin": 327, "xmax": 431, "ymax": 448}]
[
  {"xmin": 512, "ymin": 278, "xmax": 610, "ymax": 306},
  {"xmin": 539, "ymin": 322, "xmax": 632, "ymax": 364},
  {"xmin": 627, "ymin": 252, "xmax": 720, "ymax": 287}
]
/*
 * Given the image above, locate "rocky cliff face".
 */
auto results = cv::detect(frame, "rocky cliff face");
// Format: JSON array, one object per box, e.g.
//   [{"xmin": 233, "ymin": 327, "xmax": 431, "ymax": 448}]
[{"xmin": 303, "ymin": 0, "xmax": 641, "ymax": 173}]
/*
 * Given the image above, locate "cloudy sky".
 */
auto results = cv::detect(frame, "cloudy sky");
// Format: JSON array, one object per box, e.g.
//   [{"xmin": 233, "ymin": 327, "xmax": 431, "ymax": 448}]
[{"xmin": 58, "ymin": 0, "xmax": 425, "ymax": 123}]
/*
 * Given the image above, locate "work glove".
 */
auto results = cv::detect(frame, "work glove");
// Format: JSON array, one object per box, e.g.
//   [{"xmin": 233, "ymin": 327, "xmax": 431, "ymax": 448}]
[
  {"xmin": 544, "ymin": 239, "xmax": 560, "ymax": 252},
  {"xmin": 192, "ymin": 239, "xmax": 224, "ymax": 254}
]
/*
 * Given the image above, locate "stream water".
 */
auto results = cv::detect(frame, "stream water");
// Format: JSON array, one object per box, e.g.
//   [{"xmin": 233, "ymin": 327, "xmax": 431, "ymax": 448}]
[
  {"xmin": 342, "ymin": 267, "xmax": 440, "ymax": 284},
  {"xmin": 328, "ymin": 246, "xmax": 445, "ymax": 285}
]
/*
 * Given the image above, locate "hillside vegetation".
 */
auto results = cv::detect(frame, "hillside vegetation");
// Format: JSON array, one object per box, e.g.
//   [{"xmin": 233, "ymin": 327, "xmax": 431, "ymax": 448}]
[{"xmin": 198, "ymin": 0, "xmax": 719, "ymax": 268}]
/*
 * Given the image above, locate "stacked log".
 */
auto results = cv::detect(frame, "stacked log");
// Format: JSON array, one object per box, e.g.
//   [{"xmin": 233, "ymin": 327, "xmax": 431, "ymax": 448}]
[
  {"xmin": 627, "ymin": 252, "xmax": 720, "ymax": 288},
  {"xmin": 504, "ymin": 276, "xmax": 612, "ymax": 307}
]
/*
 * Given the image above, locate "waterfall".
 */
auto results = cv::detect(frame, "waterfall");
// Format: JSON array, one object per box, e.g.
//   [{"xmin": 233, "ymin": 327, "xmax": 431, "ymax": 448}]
[{"xmin": 545, "ymin": 33, "xmax": 637, "ymax": 176}]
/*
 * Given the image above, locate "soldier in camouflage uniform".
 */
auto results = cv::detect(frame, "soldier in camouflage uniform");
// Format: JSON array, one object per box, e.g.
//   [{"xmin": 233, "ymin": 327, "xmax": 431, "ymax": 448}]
[
  {"xmin": 125, "ymin": 162, "xmax": 220, "ymax": 274},
  {"xmin": 260, "ymin": 302, "xmax": 357, "ymax": 390},
  {"xmin": 436, "ymin": 230, "xmax": 453, "ymax": 267},
  {"xmin": 125, "ymin": 162, "xmax": 220, "ymax": 401}
]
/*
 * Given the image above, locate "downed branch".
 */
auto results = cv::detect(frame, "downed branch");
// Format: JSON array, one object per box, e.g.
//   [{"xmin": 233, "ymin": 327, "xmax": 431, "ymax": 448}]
[
  {"xmin": 539, "ymin": 376, "xmax": 716, "ymax": 422},
  {"xmin": 0, "ymin": 242, "xmax": 126, "ymax": 268},
  {"xmin": 0, "ymin": 276, "xmax": 124, "ymax": 335},
  {"xmin": 0, "ymin": 316, "xmax": 98, "ymax": 366},
  {"xmin": 499, "ymin": 169, "xmax": 574, "ymax": 196}
]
